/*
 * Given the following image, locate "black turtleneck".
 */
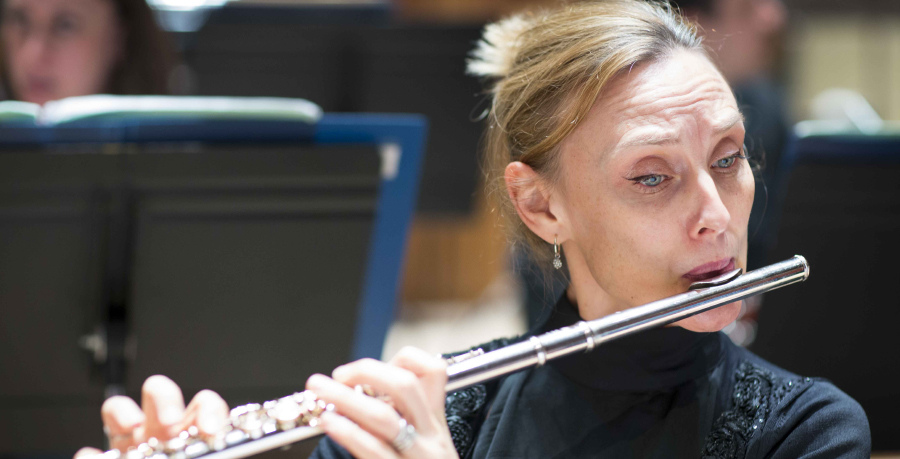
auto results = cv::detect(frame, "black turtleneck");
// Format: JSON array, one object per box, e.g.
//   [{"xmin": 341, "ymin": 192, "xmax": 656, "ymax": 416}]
[
  {"xmin": 464, "ymin": 294, "xmax": 870, "ymax": 459},
  {"xmin": 309, "ymin": 294, "xmax": 870, "ymax": 459},
  {"xmin": 542, "ymin": 293, "xmax": 724, "ymax": 393},
  {"xmin": 466, "ymin": 293, "xmax": 730, "ymax": 458}
]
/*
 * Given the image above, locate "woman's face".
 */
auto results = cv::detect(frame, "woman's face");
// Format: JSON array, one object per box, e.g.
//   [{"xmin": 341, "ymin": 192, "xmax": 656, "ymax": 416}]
[
  {"xmin": 2, "ymin": 0, "xmax": 124, "ymax": 105},
  {"xmin": 556, "ymin": 49, "xmax": 753, "ymax": 332}
]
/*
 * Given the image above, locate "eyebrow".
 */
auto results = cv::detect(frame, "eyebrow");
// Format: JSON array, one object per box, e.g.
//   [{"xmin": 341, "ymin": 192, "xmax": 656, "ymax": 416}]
[{"xmin": 615, "ymin": 112, "xmax": 745, "ymax": 151}]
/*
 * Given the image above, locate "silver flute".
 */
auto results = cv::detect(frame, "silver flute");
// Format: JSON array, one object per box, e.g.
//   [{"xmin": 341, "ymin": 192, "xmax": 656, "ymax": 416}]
[{"xmin": 91, "ymin": 256, "xmax": 809, "ymax": 459}]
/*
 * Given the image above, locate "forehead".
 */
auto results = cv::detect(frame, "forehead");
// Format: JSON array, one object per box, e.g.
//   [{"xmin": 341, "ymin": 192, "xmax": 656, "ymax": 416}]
[{"xmin": 576, "ymin": 50, "xmax": 741, "ymax": 160}]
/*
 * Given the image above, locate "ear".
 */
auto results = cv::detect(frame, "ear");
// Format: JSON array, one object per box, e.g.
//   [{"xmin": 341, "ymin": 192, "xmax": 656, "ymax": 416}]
[{"xmin": 504, "ymin": 161, "xmax": 569, "ymax": 244}]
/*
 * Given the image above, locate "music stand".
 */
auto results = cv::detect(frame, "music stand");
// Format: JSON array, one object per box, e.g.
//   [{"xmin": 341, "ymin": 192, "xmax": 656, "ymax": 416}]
[
  {"xmin": 0, "ymin": 113, "xmax": 427, "ymax": 457},
  {"xmin": 751, "ymin": 122, "xmax": 900, "ymax": 450}
]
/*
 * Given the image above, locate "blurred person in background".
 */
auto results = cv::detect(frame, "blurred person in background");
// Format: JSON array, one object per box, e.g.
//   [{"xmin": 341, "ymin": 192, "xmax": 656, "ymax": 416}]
[{"xmin": 0, "ymin": 0, "xmax": 178, "ymax": 105}]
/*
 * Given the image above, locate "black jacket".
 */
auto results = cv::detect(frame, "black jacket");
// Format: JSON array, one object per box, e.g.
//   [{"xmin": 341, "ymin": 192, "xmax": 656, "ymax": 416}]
[{"xmin": 311, "ymin": 294, "xmax": 870, "ymax": 459}]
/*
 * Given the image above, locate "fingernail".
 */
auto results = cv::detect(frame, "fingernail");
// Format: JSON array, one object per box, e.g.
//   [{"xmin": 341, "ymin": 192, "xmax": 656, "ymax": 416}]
[
  {"xmin": 199, "ymin": 413, "xmax": 222, "ymax": 434},
  {"xmin": 120, "ymin": 408, "xmax": 144, "ymax": 428},
  {"xmin": 159, "ymin": 406, "xmax": 182, "ymax": 426},
  {"xmin": 307, "ymin": 374, "xmax": 326, "ymax": 388},
  {"xmin": 331, "ymin": 366, "xmax": 347, "ymax": 380}
]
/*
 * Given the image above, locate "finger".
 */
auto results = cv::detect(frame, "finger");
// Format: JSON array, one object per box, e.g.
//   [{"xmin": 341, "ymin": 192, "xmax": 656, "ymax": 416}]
[
  {"xmin": 181, "ymin": 389, "xmax": 229, "ymax": 436},
  {"xmin": 388, "ymin": 347, "xmax": 448, "ymax": 414},
  {"xmin": 331, "ymin": 359, "xmax": 438, "ymax": 436},
  {"xmin": 74, "ymin": 447, "xmax": 103, "ymax": 459},
  {"xmin": 141, "ymin": 375, "xmax": 186, "ymax": 440},
  {"xmin": 101, "ymin": 396, "xmax": 145, "ymax": 451},
  {"xmin": 306, "ymin": 374, "xmax": 402, "ymax": 442},
  {"xmin": 318, "ymin": 411, "xmax": 398, "ymax": 459}
]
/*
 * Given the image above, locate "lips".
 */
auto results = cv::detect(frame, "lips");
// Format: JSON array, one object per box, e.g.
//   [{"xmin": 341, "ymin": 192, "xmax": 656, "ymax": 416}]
[
  {"xmin": 683, "ymin": 258, "xmax": 735, "ymax": 282},
  {"xmin": 25, "ymin": 76, "xmax": 54, "ymax": 99}
]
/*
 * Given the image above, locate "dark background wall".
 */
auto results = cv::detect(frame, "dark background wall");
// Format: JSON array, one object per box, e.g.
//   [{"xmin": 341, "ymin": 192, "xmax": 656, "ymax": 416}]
[{"xmin": 174, "ymin": 5, "xmax": 488, "ymax": 216}]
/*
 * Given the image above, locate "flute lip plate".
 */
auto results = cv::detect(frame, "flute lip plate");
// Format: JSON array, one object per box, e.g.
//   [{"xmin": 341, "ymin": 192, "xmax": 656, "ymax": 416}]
[{"xmin": 688, "ymin": 268, "xmax": 743, "ymax": 291}]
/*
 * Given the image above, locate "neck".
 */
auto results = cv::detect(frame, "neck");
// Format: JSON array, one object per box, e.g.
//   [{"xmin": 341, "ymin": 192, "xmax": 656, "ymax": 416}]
[{"xmin": 562, "ymin": 241, "xmax": 628, "ymax": 321}]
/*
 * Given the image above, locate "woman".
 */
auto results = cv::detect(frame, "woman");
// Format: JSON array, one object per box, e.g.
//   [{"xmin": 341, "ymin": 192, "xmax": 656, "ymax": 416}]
[
  {"xmin": 0, "ymin": 0, "xmax": 176, "ymax": 105},
  {"xmin": 84, "ymin": 1, "xmax": 869, "ymax": 458}
]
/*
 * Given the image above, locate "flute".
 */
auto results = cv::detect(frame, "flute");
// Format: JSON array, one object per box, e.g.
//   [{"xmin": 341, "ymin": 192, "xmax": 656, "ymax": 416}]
[{"xmin": 89, "ymin": 256, "xmax": 809, "ymax": 459}]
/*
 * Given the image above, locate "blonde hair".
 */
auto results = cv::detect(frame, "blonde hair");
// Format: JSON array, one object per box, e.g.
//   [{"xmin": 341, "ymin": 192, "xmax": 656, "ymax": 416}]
[{"xmin": 469, "ymin": 0, "xmax": 704, "ymax": 267}]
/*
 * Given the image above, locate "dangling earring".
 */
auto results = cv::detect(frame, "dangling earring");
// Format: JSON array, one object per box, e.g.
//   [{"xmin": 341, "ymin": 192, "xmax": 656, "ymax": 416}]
[{"xmin": 552, "ymin": 236, "xmax": 562, "ymax": 270}]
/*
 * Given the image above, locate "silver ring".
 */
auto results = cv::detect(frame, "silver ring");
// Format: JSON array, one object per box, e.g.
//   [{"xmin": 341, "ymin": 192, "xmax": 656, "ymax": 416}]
[{"xmin": 391, "ymin": 418, "xmax": 417, "ymax": 453}]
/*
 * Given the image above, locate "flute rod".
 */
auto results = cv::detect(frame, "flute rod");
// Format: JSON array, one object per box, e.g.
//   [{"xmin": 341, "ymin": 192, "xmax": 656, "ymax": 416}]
[
  {"xmin": 445, "ymin": 255, "xmax": 809, "ymax": 391},
  {"xmin": 91, "ymin": 256, "xmax": 809, "ymax": 459}
]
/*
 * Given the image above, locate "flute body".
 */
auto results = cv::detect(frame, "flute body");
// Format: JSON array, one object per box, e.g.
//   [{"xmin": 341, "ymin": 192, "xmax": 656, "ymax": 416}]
[
  {"xmin": 446, "ymin": 255, "xmax": 808, "ymax": 391},
  {"xmin": 90, "ymin": 256, "xmax": 809, "ymax": 459}
]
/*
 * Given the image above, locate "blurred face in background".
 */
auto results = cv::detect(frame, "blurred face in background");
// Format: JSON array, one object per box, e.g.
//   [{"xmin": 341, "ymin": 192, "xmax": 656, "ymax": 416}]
[
  {"xmin": 697, "ymin": 0, "xmax": 787, "ymax": 84},
  {"xmin": 1, "ymin": 0, "xmax": 124, "ymax": 105}
]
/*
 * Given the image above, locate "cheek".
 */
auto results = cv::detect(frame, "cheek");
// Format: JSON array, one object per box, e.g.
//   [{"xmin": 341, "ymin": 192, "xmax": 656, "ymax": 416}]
[
  {"xmin": 564, "ymin": 170, "xmax": 622, "ymax": 274},
  {"xmin": 738, "ymin": 169, "xmax": 756, "ymax": 218},
  {"xmin": 723, "ymin": 167, "xmax": 756, "ymax": 229},
  {"xmin": 3, "ymin": 31, "xmax": 28, "ymax": 83},
  {"xmin": 55, "ymin": 38, "xmax": 119, "ymax": 95},
  {"xmin": 568, "ymin": 183, "xmax": 682, "ymax": 304}
]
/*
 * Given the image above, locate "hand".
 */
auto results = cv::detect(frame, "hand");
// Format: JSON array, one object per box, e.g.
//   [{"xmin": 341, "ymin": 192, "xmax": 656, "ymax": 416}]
[
  {"xmin": 74, "ymin": 375, "xmax": 229, "ymax": 458},
  {"xmin": 305, "ymin": 346, "xmax": 459, "ymax": 459}
]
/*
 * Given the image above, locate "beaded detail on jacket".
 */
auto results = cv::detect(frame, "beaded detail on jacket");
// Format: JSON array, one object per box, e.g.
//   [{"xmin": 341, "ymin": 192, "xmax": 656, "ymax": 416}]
[
  {"xmin": 445, "ymin": 385, "xmax": 486, "ymax": 457},
  {"xmin": 701, "ymin": 361, "xmax": 810, "ymax": 459},
  {"xmin": 443, "ymin": 337, "xmax": 520, "ymax": 459}
]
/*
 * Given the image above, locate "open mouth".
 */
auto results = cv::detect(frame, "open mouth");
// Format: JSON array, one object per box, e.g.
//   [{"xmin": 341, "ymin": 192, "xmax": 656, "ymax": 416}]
[{"xmin": 683, "ymin": 258, "xmax": 735, "ymax": 282}]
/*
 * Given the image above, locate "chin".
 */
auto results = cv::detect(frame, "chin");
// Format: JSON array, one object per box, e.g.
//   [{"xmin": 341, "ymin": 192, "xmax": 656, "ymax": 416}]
[{"xmin": 674, "ymin": 300, "xmax": 742, "ymax": 333}]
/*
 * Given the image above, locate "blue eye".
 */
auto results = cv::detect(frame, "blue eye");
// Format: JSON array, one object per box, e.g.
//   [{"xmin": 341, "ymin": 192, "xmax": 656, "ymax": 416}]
[
  {"xmin": 714, "ymin": 152, "xmax": 748, "ymax": 169},
  {"xmin": 638, "ymin": 175, "xmax": 664, "ymax": 187},
  {"xmin": 715, "ymin": 156, "xmax": 736, "ymax": 168}
]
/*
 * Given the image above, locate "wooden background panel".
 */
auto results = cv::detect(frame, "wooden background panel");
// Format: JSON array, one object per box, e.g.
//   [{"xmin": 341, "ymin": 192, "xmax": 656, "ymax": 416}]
[{"xmin": 401, "ymin": 194, "xmax": 508, "ymax": 303}]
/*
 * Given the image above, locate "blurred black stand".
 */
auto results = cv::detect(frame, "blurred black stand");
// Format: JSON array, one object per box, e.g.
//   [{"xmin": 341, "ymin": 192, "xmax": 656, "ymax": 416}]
[
  {"xmin": 750, "ymin": 131, "xmax": 900, "ymax": 450},
  {"xmin": 0, "ymin": 142, "xmax": 383, "ymax": 459},
  {"xmin": 99, "ymin": 188, "xmax": 137, "ymax": 398},
  {"xmin": 167, "ymin": 2, "xmax": 485, "ymax": 216},
  {"xmin": 736, "ymin": 77, "xmax": 789, "ymax": 271}
]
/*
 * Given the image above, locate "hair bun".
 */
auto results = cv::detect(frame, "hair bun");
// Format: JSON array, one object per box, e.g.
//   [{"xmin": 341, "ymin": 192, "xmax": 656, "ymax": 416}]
[{"xmin": 467, "ymin": 14, "xmax": 533, "ymax": 78}]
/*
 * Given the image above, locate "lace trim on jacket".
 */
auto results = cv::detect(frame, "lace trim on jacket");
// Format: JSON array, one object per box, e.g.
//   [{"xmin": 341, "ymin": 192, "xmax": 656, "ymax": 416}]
[
  {"xmin": 442, "ymin": 337, "xmax": 523, "ymax": 459},
  {"xmin": 701, "ymin": 361, "xmax": 811, "ymax": 459}
]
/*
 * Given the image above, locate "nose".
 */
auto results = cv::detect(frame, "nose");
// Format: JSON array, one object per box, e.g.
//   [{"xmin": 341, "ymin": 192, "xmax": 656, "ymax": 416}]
[{"xmin": 689, "ymin": 172, "xmax": 731, "ymax": 239}]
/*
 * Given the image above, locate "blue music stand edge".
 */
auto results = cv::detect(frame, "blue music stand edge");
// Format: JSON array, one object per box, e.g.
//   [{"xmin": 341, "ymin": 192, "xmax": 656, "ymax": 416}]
[{"xmin": 315, "ymin": 113, "xmax": 429, "ymax": 360}]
